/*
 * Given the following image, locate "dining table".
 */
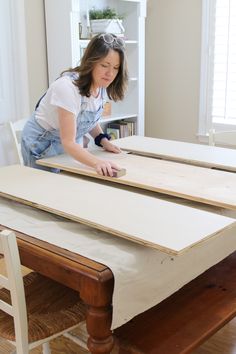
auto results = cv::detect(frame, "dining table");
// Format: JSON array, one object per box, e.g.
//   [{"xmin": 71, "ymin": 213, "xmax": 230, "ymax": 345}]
[{"xmin": 0, "ymin": 136, "xmax": 236, "ymax": 353}]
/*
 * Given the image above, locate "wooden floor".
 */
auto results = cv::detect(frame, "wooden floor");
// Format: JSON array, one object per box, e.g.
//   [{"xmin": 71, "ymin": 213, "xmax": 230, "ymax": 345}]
[
  {"xmin": 193, "ymin": 319, "xmax": 236, "ymax": 354},
  {"xmin": 1, "ymin": 317, "xmax": 236, "ymax": 353},
  {"xmin": 1, "ymin": 261, "xmax": 236, "ymax": 353}
]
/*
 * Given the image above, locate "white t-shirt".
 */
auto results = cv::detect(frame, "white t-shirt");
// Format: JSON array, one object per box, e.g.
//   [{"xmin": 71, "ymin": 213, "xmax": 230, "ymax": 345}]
[{"xmin": 35, "ymin": 75, "xmax": 102, "ymax": 130}]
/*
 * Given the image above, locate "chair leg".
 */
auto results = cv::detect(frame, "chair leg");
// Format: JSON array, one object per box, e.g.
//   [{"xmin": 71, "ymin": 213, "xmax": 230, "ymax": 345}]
[
  {"xmin": 42, "ymin": 342, "xmax": 51, "ymax": 354},
  {"xmin": 63, "ymin": 332, "xmax": 88, "ymax": 349}
]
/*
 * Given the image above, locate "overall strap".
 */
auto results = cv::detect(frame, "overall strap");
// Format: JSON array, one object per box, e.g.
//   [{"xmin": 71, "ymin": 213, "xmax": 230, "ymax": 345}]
[
  {"xmin": 101, "ymin": 87, "xmax": 106, "ymax": 100},
  {"xmin": 35, "ymin": 76, "xmax": 61, "ymax": 110},
  {"xmin": 35, "ymin": 92, "xmax": 46, "ymax": 110}
]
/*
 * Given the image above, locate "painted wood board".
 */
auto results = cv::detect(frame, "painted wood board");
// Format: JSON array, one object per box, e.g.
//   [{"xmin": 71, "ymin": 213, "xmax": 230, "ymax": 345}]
[
  {"xmin": 112, "ymin": 136, "xmax": 236, "ymax": 172},
  {"xmin": 0, "ymin": 165, "xmax": 235, "ymax": 255},
  {"xmin": 37, "ymin": 151, "xmax": 236, "ymax": 210}
]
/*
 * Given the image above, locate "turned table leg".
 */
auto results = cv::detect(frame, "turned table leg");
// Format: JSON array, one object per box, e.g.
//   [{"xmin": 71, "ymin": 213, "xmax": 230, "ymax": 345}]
[
  {"xmin": 79, "ymin": 269, "xmax": 115, "ymax": 354},
  {"xmin": 86, "ymin": 304, "xmax": 114, "ymax": 354}
]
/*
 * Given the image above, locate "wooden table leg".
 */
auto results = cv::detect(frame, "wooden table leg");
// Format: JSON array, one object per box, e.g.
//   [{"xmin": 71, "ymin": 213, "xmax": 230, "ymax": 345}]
[
  {"xmin": 86, "ymin": 304, "xmax": 114, "ymax": 354},
  {"xmin": 80, "ymin": 269, "xmax": 115, "ymax": 354}
]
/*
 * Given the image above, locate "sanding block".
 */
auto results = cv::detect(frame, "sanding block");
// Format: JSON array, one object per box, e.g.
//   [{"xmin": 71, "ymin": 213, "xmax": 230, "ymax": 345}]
[{"xmin": 112, "ymin": 168, "xmax": 126, "ymax": 178}]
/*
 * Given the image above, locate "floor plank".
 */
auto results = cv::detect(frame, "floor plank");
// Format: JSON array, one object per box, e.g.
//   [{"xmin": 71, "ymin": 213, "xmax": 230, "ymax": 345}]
[
  {"xmin": 193, "ymin": 319, "xmax": 236, "ymax": 354},
  {"xmin": 1, "ymin": 315, "xmax": 236, "ymax": 353}
]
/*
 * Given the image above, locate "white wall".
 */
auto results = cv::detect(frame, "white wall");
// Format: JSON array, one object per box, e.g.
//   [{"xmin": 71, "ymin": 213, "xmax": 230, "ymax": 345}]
[
  {"xmin": 145, "ymin": 0, "xmax": 202, "ymax": 143},
  {"xmin": 25, "ymin": 0, "xmax": 48, "ymax": 112}
]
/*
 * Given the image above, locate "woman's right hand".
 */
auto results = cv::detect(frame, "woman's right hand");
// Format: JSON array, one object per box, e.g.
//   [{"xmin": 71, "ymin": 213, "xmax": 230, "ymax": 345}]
[{"xmin": 94, "ymin": 160, "xmax": 121, "ymax": 177}]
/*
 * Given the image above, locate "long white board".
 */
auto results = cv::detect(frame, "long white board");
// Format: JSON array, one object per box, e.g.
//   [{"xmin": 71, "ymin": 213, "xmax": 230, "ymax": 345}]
[
  {"xmin": 0, "ymin": 165, "xmax": 235, "ymax": 255},
  {"xmin": 113, "ymin": 135, "xmax": 236, "ymax": 172},
  {"xmin": 37, "ymin": 151, "xmax": 236, "ymax": 210}
]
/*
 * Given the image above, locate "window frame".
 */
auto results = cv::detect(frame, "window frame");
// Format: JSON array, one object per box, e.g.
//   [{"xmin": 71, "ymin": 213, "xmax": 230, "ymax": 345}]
[{"xmin": 198, "ymin": 0, "xmax": 236, "ymax": 141}]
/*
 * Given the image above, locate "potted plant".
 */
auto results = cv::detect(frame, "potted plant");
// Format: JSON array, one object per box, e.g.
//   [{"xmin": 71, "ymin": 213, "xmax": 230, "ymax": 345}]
[{"xmin": 89, "ymin": 7, "xmax": 125, "ymax": 36}]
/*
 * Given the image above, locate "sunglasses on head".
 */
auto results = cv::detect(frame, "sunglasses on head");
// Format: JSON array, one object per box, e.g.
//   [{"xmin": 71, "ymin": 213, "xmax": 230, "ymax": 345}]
[{"xmin": 99, "ymin": 33, "xmax": 125, "ymax": 47}]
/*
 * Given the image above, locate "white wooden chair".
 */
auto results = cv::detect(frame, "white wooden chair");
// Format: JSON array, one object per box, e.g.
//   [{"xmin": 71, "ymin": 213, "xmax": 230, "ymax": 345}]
[
  {"xmin": 208, "ymin": 128, "xmax": 236, "ymax": 147},
  {"xmin": 0, "ymin": 229, "xmax": 87, "ymax": 354},
  {"xmin": 7, "ymin": 119, "xmax": 28, "ymax": 165}
]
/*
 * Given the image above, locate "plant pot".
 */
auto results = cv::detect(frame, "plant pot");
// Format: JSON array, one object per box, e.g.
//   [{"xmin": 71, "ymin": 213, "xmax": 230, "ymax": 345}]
[{"xmin": 90, "ymin": 19, "xmax": 125, "ymax": 36}]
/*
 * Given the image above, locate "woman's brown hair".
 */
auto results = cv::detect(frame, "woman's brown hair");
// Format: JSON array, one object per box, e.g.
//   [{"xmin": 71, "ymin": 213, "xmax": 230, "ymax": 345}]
[{"xmin": 61, "ymin": 33, "xmax": 128, "ymax": 101}]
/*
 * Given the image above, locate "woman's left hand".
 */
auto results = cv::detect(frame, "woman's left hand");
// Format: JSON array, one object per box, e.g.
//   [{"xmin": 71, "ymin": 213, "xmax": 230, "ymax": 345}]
[{"xmin": 101, "ymin": 139, "xmax": 121, "ymax": 153}]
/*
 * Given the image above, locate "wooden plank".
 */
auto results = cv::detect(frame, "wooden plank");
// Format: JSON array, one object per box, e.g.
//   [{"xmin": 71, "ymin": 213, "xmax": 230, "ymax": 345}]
[
  {"xmin": 37, "ymin": 151, "xmax": 236, "ymax": 210},
  {"xmin": 112, "ymin": 135, "xmax": 236, "ymax": 172},
  {"xmin": 0, "ymin": 165, "xmax": 235, "ymax": 254},
  {"xmin": 114, "ymin": 251, "xmax": 236, "ymax": 354}
]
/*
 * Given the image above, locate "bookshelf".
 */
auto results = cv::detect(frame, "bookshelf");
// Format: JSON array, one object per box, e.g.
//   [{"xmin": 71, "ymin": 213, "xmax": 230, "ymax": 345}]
[{"xmin": 44, "ymin": 0, "xmax": 146, "ymax": 136}]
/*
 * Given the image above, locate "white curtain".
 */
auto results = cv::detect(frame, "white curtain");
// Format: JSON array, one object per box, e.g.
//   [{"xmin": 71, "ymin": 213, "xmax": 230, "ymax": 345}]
[{"xmin": 0, "ymin": 0, "xmax": 30, "ymax": 166}]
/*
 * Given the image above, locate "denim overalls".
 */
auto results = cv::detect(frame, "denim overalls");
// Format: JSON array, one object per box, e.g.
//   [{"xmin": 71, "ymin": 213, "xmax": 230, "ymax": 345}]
[{"xmin": 21, "ymin": 74, "xmax": 105, "ymax": 172}]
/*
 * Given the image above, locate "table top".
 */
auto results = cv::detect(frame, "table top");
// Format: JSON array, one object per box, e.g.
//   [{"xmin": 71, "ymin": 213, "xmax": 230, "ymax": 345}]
[
  {"xmin": 0, "ymin": 224, "xmax": 111, "ymax": 288},
  {"xmin": 113, "ymin": 135, "xmax": 236, "ymax": 172}
]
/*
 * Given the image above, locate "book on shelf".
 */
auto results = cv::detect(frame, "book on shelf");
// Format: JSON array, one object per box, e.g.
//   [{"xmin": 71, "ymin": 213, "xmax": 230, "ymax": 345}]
[
  {"xmin": 106, "ymin": 120, "xmax": 136, "ymax": 139},
  {"xmin": 122, "ymin": 120, "xmax": 136, "ymax": 136},
  {"xmin": 106, "ymin": 127, "xmax": 120, "ymax": 140}
]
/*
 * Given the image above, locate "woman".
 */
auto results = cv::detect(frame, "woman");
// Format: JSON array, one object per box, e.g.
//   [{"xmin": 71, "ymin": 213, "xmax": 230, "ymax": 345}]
[{"xmin": 21, "ymin": 33, "xmax": 128, "ymax": 176}]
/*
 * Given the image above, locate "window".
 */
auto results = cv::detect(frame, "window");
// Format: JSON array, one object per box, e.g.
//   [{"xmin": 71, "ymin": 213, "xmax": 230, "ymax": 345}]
[{"xmin": 199, "ymin": 0, "xmax": 236, "ymax": 137}]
